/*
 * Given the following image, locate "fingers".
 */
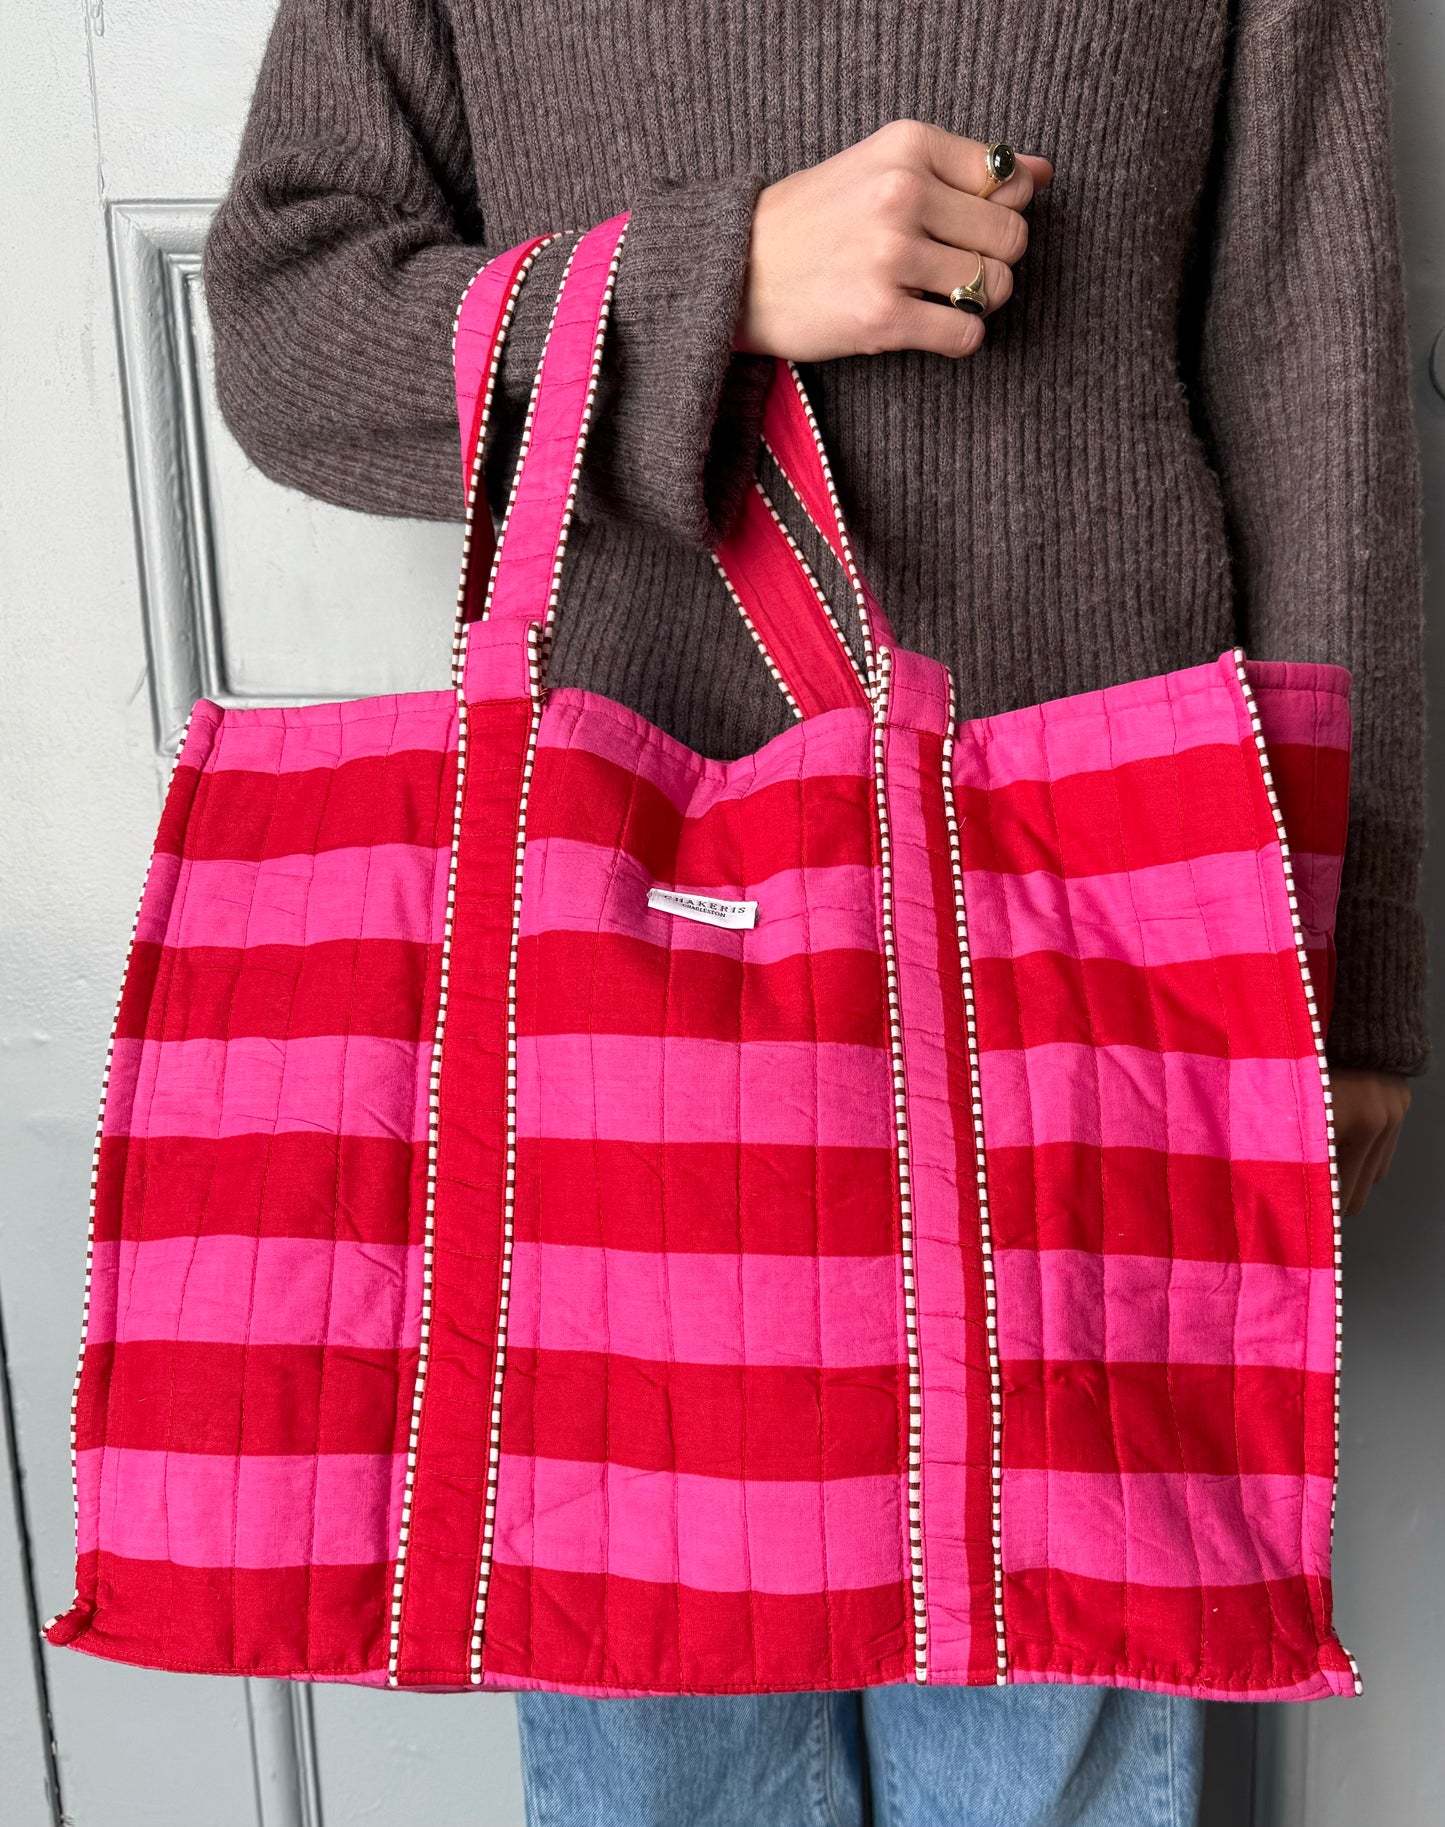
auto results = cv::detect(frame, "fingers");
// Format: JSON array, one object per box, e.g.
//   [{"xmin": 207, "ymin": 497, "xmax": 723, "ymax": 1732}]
[
  {"xmin": 906, "ymin": 242, "xmax": 1015, "ymax": 316},
  {"xmin": 1330, "ymin": 1070, "xmax": 1410, "ymax": 1216},
  {"xmin": 1340, "ymin": 1131, "xmax": 1378, "ymax": 1217},
  {"xmin": 890, "ymin": 295, "xmax": 988, "ymax": 360},
  {"xmin": 921, "ymin": 183, "xmax": 1033, "ymax": 265},
  {"xmin": 905, "ymin": 120, "xmax": 1052, "ymax": 208}
]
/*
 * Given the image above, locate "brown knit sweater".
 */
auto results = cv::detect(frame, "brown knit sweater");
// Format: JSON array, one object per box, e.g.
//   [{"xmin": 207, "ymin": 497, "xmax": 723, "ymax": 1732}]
[{"xmin": 203, "ymin": 0, "xmax": 1428, "ymax": 1073}]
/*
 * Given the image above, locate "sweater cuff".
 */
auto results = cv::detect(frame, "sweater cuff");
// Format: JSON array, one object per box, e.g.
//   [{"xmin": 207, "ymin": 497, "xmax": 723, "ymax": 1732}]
[
  {"xmin": 1326, "ymin": 878, "xmax": 1430, "ymax": 1077},
  {"xmin": 584, "ymin": 171, "xmax": 772, "ymax": 543}
]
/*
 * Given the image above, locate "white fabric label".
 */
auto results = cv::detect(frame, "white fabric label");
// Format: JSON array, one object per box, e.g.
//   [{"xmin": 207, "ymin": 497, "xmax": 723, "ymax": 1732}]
[{"xmin": 646, "ymin": 887, "xmax": 759, "ymax": 930}]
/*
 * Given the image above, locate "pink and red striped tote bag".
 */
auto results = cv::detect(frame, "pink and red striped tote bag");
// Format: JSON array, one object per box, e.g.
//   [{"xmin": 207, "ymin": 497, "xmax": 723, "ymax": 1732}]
[{"xmin": 48, "ymin": 213, "xmax": 1359, "ymax": 1701}]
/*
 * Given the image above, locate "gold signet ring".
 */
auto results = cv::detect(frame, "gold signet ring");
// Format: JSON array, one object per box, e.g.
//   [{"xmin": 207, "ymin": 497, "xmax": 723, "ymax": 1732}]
[{"xmin": 949, "ymin": 254, "xmax": 988, "ymax": 317}]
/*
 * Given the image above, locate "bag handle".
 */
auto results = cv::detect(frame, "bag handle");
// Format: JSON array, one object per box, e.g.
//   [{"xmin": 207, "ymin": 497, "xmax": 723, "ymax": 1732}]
[
  {"xmin": 450, "ymin": 233, "xmax": 559, "ymax": 653},
  {"xmin": 452, "ymin": 219, "xmax": 882, "ymax": 716}
]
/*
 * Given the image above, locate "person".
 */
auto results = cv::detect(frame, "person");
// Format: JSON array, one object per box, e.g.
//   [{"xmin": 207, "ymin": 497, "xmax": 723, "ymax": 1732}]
[{"xmin": 203, "ymin": 3, "xmax": 1424, "ymax": 1822}]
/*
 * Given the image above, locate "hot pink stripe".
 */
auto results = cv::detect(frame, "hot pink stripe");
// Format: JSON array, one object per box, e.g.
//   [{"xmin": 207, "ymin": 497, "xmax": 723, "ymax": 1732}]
[
  {"xmin": 106, "ymin": 1036, "xmax": 432, "ymax": 1142},
  {"xmin": 521, "ymin": 840, "xmax": 880, "ymax": 962},
  {"xmin": 204, "ymin": 694, "xmax": 456, "ymax": 773},
  {"xmin": 507, "ymin": 1242, "xmax": 905, "ymax": 1368},
  {"xmin": 1002, "ymin": 1468, "xmax": 1333, "ymax": 1585},
  {"xmin": 952, "ymin": 657, "xmax": 1248, "ymax": 792},
  {"xmin": 962, "ymin": 848, "xmax": 1294, "ymax": 967},
  {"xmin": 883, "ymin": 718, "xmax": 978, "ymax": 1678},
  {"xmin": 1246, "ymin": 663, "xmax": 1352, "ymax": 750},
  {"xmin": 516, "ymin": 1035, "xmax": 894, "ymax": 1148},
  {"xmin": 538, "ymin": 689, "xmax": 871, "ymax": 817},
  {"xmin": 82, "ymin": 1447, "xmax": 405, "ymax": 1567},
  {"xmin": 978, "ymin": 1045, "xmax": 1329, "ymax": 1163},
  {"xmin": 492, "ymin": 1454, "xmax": 907, "ymax": 1594},
  {"xmin": 89, "ymin": 1237, "xmax": 420, "ymax": 1350},
  {"xmin": 136, "ymin": 845, "xmax": 449, "ymax": 951},
  {"xmin": 994, "ymin": 1249, "xmax": 1338, "ymax": 1373}
]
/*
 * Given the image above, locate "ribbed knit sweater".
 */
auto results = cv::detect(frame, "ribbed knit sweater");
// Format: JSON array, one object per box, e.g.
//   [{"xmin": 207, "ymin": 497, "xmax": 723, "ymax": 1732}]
[{"xmin": 203, "ymin": 0, "xmax": 1428, "ymax": 1073}]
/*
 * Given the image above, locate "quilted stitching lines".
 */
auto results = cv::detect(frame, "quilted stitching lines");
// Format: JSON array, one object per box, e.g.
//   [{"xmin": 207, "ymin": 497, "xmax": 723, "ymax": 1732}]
[
  {"xmin": 940, "ymin": 681, "xmax": 1007, "ymax": 1684},
  {"xmin": 870, "ymin": 650, "xmax": 928, "ymax": 1682}
]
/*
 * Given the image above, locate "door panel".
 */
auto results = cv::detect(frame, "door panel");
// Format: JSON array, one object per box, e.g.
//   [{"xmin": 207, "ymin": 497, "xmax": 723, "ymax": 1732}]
[{"xmin": 2, "ymin": 1, "xmax": 525, "ymax": 1820}]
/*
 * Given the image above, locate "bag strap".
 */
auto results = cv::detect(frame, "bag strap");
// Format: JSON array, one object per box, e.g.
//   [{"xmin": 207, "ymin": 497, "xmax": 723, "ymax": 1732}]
[
  {"xmin": 451, "ymin": 234, "xmax": 558, "ymax": 650},
  {"xmin": 452, "ymin": 219, "xmax": 882, "ymax": 717},
  {"xmin": 761, "ymin": 365, "xmax": 895, "ymax": 656}
]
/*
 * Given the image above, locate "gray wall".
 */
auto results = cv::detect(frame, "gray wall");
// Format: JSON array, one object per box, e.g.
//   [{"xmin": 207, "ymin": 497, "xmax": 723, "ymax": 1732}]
[{"xmin": 1250, "ymin": 6, "xmax": 1445, "ymax": 1816}]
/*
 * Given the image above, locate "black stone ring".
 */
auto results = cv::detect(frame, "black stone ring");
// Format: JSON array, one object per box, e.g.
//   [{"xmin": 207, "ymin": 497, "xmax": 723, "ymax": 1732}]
[
  {"xmin": 979, "ymin": 142, "xmax": 1017, "ymax": 198},
  {"xmin": 949, "ymin": 254, "xmax": 988, "ymax": 317}
]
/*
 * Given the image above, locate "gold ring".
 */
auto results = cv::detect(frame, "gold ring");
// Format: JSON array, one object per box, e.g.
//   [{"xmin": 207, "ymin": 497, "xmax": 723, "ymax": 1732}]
[
  {"xmin": 949, "ymin": 253, "xmax": 988, "ymax": 317},
  {"xmin": 978, "ymin": 141, "xmax": 1017, "ymax": 199}
]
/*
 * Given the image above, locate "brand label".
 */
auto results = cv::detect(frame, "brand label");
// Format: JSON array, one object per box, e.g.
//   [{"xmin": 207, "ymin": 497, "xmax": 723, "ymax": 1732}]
[{"xmin": 646, "ymin": 887, "xmax": 759, "ymax": 931}]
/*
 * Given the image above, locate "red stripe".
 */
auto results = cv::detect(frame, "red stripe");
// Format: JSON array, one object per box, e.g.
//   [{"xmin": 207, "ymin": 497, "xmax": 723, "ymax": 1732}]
[
  {"xmin": 154, "ymin": 759, "xmax": 210, "ymax": 858},
  {"xmin": 986, "ymin": 1143, "xmax": 1335, "ymax": 1266},
  {"xmin": 527, "ymin": 745, "xmax": 874, "ymax": 880},
  {"xmin": 479, "ymin": 1562, "xmax": 911, "ymax": 1692},
  {"xmin": 1265, "ymin": 743, "xmax": 1351, "ymax": 858},
  {"xmin": 181, "ymin": 749, "xmax": 457, "ymax": 861},
  {"xmin": 971, "ymin": 951, "xmax": 1319, "ymax": 1059},
  {"xmin": 77, "ymin": 1342, "xmax": 414, "ymax": 1456},
  {"xmin": 47, "ymin": 1553, "xmax": 390, "ymax": 1677},
  {"xmin": 957, "ymin": 740, "xmax": 1276, "ymax": 878},
  {"xmin": 93, "ymin": 1134, "xmax": 422, "ymax": 1245},
  {"xmin": 1003, "ymin": 1565, "xmax": 1345, "ymax": 1694},
  {"xmin": 514, "ymin": 1139, "xmax": 899, "ymax": 1255},
  {"xmin": 1001, "ymin": 1360, "xmax": 1336, "ymax": 1477},
  {"xmin": 518, "ymin": 930, "xmax": 886, "ymax": 1044},
  {"xmin": 500, "ymin": 1348, "xmax": 903, "ymax": 1481},
  {"xmin": 118, "ymin": 939, "xmax": 437, "ymax": 1042},
  {"xmin": 396, "ymin": 695, "xmax": 530, "ymax": 1686}
]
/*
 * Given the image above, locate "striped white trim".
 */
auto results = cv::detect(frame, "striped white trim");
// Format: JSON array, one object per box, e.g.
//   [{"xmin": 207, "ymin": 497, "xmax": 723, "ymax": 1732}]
[
  {"xmin": 710, "ymin": 547, "xmax": 805, "ymax": 722},
  {"xmin": 1230, "ymin": 648, "xmax": 1362, "ymax": 1697},
  {"xmin": 765, "ymin": 363, "xmax": 878, "ymax": 679},
  {"xmin": 940, "ymin": 677, "xmax": 1008, "ymax": 1683},
  {"xmin": 753, "ymin": 480, "xmax": 870, "ymax": 696},
  {"xmin": 871, "ymin": 648, "xmax": 929, "ymax": 1682},
  {"xmin": 45, "ymin": 708, "xmax": 199, "ymax": 1637}
]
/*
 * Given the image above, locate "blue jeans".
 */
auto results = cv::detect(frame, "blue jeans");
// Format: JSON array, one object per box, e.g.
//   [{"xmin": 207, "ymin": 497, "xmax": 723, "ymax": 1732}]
[{"xmin": 516, "ymin": 1686, "xmax": 1204, "ymax": 1827}]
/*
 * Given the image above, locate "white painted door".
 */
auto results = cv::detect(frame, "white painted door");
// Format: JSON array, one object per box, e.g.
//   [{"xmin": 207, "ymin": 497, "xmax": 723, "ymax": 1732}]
[
  {"xmin": 3, "ymin": 4, "xmax": 1441, "ymax": 1824},
  {"xmin": 1, "ymin": 3, "xmax": 523, "ymax": 1820}
]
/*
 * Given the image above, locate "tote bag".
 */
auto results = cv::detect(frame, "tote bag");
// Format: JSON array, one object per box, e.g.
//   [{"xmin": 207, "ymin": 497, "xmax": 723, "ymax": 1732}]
[{"xmin": 47, "ymin": 213, "xmax": 1359, "ymax": 1701}]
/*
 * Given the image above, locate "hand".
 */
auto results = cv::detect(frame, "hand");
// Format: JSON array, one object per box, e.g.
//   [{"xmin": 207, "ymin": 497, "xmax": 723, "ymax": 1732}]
[
  {"xmin": 1331, "ymin": 1068, "xmax": 1411, "ymax": 1216},
  {"xmin": 736, "ymin": 120, "xmax": 1053, "ymax": 363}
]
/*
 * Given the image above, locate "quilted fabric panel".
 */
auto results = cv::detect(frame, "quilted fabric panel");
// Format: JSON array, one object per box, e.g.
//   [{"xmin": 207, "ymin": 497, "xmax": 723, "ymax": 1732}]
[
  {"xmin": 481, "ymin": 687, "xmax": 914, "ymax": 1693},
  {"xmin": 51, "ymin": 693, "xmax": 459, "ymax": 1677},
  {"xmin": 954, "ymin": 654, "xmax": 1357, "ymax": 1700}
]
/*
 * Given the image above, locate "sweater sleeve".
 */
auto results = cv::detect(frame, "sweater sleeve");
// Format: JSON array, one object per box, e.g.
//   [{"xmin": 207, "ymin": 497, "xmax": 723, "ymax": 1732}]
[
  {"xmin": 1194, "ymin": 0, "xmax": 1427, "ymax": 1074},
  {"xmin": 201, "ymin": 0, "xmax": 771, "ymax": 541}
]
